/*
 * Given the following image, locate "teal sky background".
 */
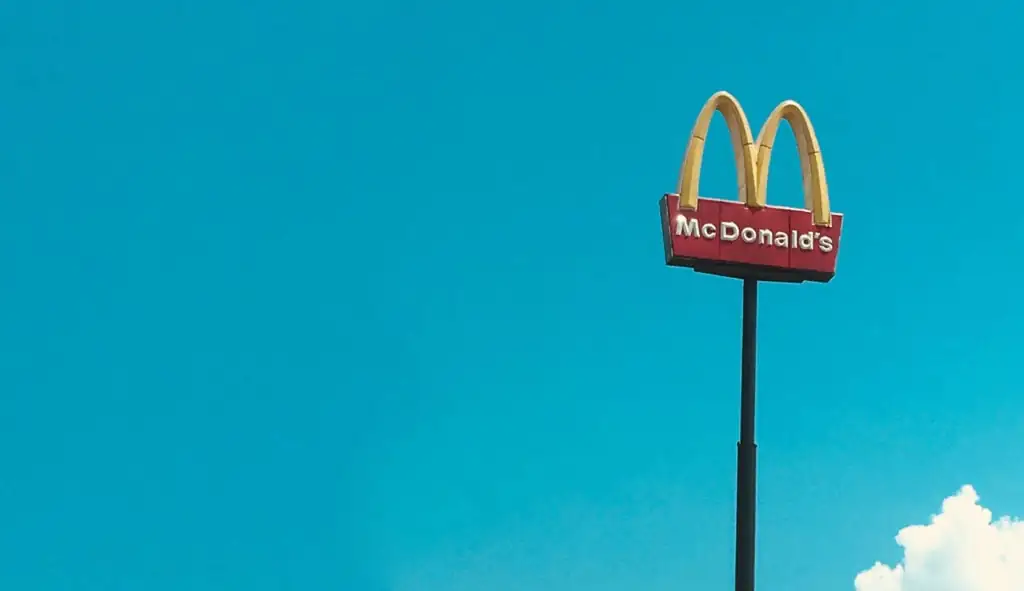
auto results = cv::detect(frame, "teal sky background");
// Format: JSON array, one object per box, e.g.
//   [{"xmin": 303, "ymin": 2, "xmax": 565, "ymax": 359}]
[{"xmin": 2, "ymin": 0, "xmax": 1023, "ymax": 589}]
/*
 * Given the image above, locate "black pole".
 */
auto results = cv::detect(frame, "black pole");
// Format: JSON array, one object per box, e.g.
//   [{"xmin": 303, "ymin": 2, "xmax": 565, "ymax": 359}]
[{"xmin": 735, "ymin": 278, "xmax": 758, "ymax": 591}]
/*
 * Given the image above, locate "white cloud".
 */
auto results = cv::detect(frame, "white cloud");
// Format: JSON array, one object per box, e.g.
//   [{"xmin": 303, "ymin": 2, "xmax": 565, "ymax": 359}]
[{"xmin": 855, "ymin": 485, "xmax": 1024, "ymax": 591}]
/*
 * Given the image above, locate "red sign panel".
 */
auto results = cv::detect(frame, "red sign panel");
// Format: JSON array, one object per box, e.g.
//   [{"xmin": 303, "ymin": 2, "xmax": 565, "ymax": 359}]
[{"xmin": 660, "ymin": 194, "xmax": 843, "ymax": 283}]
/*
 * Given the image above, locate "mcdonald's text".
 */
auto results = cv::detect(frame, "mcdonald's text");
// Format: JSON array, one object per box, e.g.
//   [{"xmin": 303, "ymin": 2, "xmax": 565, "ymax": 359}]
[
  {"xmin": 660, "ymin": 194, "xmax": 843, "ymax": 283},
  {"xmin": 674, "ymin": 216, "xmax": 834, "ymax": 253}
]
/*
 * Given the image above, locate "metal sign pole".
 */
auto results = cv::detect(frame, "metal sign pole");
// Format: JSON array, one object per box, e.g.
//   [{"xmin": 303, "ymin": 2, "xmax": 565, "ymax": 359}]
[{"xmin": 735, "ymin": 278, "xmax": 758, "ymax": 591}]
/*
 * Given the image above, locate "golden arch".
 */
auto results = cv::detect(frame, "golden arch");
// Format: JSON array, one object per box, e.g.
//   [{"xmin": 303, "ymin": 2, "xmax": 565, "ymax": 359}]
[
  {"xmin": 676, "ymin": 92, "xmax": 832, "ymax": 226},
  {"xmin": 676, "ymin": 91, "xmax": 759, "ymax": 214},
  {"xmin": 754, "ymin": 100, "xmax": 831, "ymax": 226}
]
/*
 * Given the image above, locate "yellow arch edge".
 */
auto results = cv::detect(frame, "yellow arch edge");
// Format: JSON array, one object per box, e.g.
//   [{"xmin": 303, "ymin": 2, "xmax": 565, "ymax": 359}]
[
  {"xmin": 754, "ymin": 100, "xmax": 832, "ymax": 226},
  {"xmin": 676, "ymin": 91, "xmax": 758, "ymax": 212}
]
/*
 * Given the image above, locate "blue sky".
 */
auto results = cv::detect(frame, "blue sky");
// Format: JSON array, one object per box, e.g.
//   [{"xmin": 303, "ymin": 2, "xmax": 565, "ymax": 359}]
[{"xmin": 2, "ymin": 0, "xmax": 1023, "ymax": 589}]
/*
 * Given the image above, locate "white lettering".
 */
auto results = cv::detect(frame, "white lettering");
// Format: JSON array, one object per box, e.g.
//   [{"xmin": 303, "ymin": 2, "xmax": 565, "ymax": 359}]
[
  {"xmin": 721, "ymin": 222, "xmax": 739, "ymax": 242},
  {"xmin": 675, "ymin": 214, "xmax": 700, "ymax": 237},
  {"xmin": 673, "ymin": 214, "xmax": 836, "ymax": 254}
]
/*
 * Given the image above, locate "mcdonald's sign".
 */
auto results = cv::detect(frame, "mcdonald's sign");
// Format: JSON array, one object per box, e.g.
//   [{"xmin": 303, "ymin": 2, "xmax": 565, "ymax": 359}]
[{"xmin": 660, "ymin": 91, "xmax": 843, "ymax": 283}]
